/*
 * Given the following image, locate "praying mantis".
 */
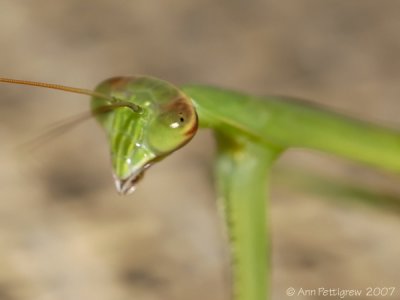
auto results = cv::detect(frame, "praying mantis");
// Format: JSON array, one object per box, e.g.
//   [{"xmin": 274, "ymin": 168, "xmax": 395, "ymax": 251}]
[{"xmin": 1, "ymin": 75, "xmax": 400, "ymax": 300}]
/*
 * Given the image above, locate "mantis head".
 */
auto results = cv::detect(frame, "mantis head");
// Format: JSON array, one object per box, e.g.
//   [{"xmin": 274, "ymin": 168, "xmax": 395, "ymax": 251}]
[
  {"xmin": 91, "ymin": 76, "xmax": 198, "ymax": 194},
  {"xmin": 0, "ymin": 75, "xmax": 198, "ymax": 195}
]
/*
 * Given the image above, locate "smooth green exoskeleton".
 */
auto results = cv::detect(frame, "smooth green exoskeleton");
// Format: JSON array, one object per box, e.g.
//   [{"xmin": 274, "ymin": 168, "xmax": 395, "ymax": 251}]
[{"xmin": 2, "ymin": 75, "xmax": 400, "ymax": 300}]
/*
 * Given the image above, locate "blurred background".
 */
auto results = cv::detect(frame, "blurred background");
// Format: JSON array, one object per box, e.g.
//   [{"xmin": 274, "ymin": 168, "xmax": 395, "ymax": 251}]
[{"xmin": 1, "ymin": 1, "xmax": 400, "ymax": 299}]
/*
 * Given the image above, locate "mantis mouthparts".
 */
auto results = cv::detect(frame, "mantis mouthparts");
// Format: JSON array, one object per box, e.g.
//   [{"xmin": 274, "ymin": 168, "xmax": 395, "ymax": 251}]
[{"xmin": 113, "ymin": 167, "xmax": 146, "ymax": 195}]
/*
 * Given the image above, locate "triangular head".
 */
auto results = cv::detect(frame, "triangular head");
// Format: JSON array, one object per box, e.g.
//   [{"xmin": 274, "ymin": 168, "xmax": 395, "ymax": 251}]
[
  {"xmin": 0, "ymin": 75, "xmax": 198, "ymax": 195},
  {"xmin": 91, "ymin": 76, "xmax": 198, "ymax": 194}
]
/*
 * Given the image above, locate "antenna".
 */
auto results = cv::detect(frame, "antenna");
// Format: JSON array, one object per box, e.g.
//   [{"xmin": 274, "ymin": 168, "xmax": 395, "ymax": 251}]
[{"xmin": 0, "ymin": 77, "xmax": 142, "ymax": 112}]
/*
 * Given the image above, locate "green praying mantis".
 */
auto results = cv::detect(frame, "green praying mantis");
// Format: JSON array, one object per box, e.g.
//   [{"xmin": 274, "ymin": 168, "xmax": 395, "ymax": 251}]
[{"xmin": 1, "ymin": 75, "xmax": 400, "ymax": 300}]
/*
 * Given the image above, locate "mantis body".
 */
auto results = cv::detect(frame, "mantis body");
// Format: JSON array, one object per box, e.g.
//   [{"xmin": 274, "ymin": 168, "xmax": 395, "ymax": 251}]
[{"xmin": 2, "ymin": 75, "xmax": 400, "ymax": 300}]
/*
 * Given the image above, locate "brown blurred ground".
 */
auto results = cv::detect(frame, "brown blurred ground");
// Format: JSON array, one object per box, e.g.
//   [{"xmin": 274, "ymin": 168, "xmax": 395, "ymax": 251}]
[{"xmin": 1, "ymin": 1, "xmax": 400, "ymax": 299}]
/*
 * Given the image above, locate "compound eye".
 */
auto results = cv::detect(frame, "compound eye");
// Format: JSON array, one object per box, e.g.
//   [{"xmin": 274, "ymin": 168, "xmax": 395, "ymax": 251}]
[
  {"xmin": 160, "ymin": 110, "xmax": 189, "ymax": 129},
  {"xmin": 146, "ymin": 102, "xmax": 198, "ymax": 154}
]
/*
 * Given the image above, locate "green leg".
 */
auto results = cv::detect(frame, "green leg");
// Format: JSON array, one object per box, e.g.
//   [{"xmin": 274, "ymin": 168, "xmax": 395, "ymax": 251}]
[{"xmin": 215, "ymin": 133, "xmax": 281, "ymax": 300}]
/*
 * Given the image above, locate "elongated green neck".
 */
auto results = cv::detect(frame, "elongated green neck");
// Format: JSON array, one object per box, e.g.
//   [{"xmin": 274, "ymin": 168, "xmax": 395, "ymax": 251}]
[
  {"xmin": 182, "ymin": 85, "xmax": 400, "ymax": 173},
  {"xmin": 215, "ymin": 132, "xmax": 279, "ymax": 300}
]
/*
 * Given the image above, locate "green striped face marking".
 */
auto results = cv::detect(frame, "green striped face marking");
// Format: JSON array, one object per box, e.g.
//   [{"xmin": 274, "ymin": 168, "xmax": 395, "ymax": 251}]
[{"xmin": 91, "ymin": 76, "xmax": 198, "ymax": 195}]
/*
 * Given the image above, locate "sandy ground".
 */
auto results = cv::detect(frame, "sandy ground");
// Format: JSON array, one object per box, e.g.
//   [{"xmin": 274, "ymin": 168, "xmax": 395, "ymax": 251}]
[{"xmin": 1, "ymin": 1, "xmax": 400, "ymax": 299}]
